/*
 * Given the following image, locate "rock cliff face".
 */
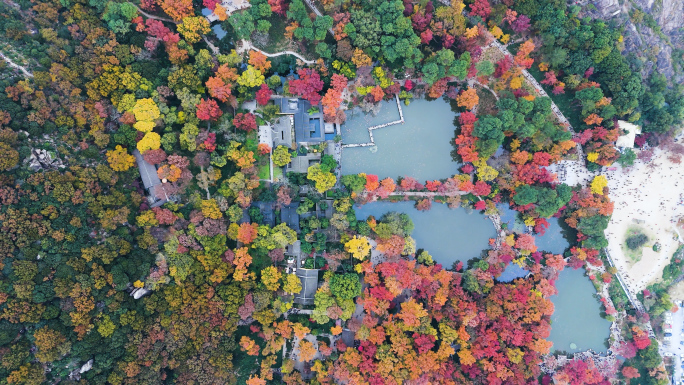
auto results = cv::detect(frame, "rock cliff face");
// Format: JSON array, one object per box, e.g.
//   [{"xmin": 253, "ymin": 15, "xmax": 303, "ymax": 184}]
[
  {"xmin": 641, "ymin": 0, "xmax": 683, "ymax": 34},
  {"xmin": 590, "ymin": 0, "xmax": 684, "ymax": 84}
]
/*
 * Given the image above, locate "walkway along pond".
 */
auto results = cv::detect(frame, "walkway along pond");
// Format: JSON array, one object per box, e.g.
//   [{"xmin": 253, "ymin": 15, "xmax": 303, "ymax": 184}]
[{"xmin": 343, "ymin": 97, "xmax": 614, "ymax": 359}]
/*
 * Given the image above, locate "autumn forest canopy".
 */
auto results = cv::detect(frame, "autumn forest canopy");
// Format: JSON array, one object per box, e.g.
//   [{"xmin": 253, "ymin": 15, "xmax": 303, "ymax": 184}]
[{"xmin": 0, "ymin": 0, "xmax": 681, "ymax": 383}]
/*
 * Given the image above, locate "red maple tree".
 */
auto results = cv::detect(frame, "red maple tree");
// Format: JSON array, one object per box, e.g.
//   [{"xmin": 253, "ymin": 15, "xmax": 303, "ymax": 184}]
[
  {"xmin": 233, "ymin": 112, "xmax": 257, "ymax": 132},
  {"xmin": 288, "ymin": 69, "xmax": 324, "ymax": 104},
  {"xmin": 196, "ymin": 98, "xmax": 223, "ymax": 121},
  {"xmin": 255, "ymin": 84, "xmax": 272, "ymax": 106}
]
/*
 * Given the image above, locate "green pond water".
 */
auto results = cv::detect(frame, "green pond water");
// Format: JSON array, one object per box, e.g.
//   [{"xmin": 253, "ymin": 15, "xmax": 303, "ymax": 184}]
[
  {"xmin": 548, "ymin": 268, "xmax": 611, "ymax": 353},
  {"xmin": 341, "ymin": 99, "xmax": 460, "ymax": 181},
  {"xmin": 344, "ymin": 99, "xmax": 609, "ymax": 354},
  {"xmin": 353, "ymin": 201, "xmax": 496, "ymax": 268},
  {"xmin": 354, "ymin": 201, "xmax": 610, "ymax": 353},
  {"xmin": 535, "ymin": 218, "xmax": 570, "ymax": 254}
]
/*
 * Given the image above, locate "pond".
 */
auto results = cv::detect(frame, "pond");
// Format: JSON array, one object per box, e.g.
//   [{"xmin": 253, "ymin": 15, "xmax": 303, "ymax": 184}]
[
  {"xmin": 341, "ymin": 98, "xmax": 460, "ymax": 181},
  {"xmin": 353, "ymin": 201, "xmax": 496, "ymax": 267},
  {"xmin": 341, "ymin": 100, "xmax": 401, "ymax": 144},
  {"xmin": 535, "ymin": 217, "xmax": 570, "ymax": 255},
  {"xmin": 201, "ymin": 8, "xmax": 228, "ymax": 39},
  {"xmin": 548, "ymin": 268, "xmax": 611, "ymax": 353},
  {"xmin": 498, "ymin": 204, "xmax": 569, "ymax": 254},
  {"xmin": 497, "ymin": 263, "xmax": 528, "ymax": 282}
]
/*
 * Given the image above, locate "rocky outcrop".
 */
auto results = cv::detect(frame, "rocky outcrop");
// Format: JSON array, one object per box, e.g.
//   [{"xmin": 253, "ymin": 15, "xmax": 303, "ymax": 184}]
[
  {"xmin": 590, "ymin": 0, "xmax": 684, "ymax": 84},
  {"xmin": 131, "ymin": 287, "xmax": 151, "ymax": 299},
  {"xmin": 79, "ymin": 359, "xmax": 93, "ymax": 374},
  {"xmin": 642, "ymin": 0, "xmax": 684, "ymax": 34},
  {"xmin": 27, "ymin": 149, "xmax": 64, "ymax": 171}
]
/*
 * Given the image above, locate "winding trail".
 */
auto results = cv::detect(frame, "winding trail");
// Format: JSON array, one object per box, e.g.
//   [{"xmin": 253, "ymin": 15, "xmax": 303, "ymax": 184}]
[
  {"xmin": 487, "ymin": 40, "xmax": 573, "ymax": 130},
  {"xmin": 203, "ymin": 36, "xmax": 220, "ymax": 56},
  {"xmin": 302, "ymin": 0, "xmax": 335, "ymax": 37},
  {"xmin": 129, "ymin": 3, "xmax": 176, "ymax": 23},
  {"xmin": 239, "ymin": 40, "xmax": 316, "ymax": 65},
  {"xmin": 0, "ymin": 51, "xmax": 32, "ymax": 78}
]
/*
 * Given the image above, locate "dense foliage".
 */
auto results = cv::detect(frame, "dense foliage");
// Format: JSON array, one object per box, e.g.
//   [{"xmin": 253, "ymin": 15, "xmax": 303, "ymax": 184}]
[{"xmin": 0, "ymin": 0, "xmax": 676, "ymax": 382}]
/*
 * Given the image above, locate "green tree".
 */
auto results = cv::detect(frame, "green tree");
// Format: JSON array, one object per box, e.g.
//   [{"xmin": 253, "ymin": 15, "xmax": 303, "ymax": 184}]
[
  {"xmin": 341, "ymin": 174, "xmax": 365, "ymax": 193},
  {"xmin": 330, "ymin": 273, "xmax": 361, "ymax": 300},
  {"xmin": 476, "ymin": 60, "xmax": 495, "ymax": 77},
  {"xmin": 229, "ymin": 11, "xmax": 255, "ymax": 40}
]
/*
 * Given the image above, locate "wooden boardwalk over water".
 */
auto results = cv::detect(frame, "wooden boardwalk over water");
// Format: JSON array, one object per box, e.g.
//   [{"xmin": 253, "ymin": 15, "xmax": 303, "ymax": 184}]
[{"xmin": 342, "ymin": 95, "xmax": 405, "ymax": 149}]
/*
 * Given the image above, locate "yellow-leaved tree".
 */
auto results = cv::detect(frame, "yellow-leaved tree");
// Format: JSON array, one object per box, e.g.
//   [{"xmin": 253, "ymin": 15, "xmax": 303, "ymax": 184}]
[
  {"xmin": 137, "ymin": 132, "xmax": 161, "ymax": 153},
  {"xmin": 106, "ymin": 145, "xmax": 135, "ymax": 171},
  {"xmin": 177, "ymin": 16, "xmax": 211, "ymax": 44},
  {"xmin": 261, "ymin": 266, "xmax": 282, "ymax": 291},
  {"xmin": 283, "ymin": 274, "xmax": 302, "ymax": 294},
  {"xmin": 130, "ymin": 98, "xmax": 160, "ymax": 134},
  {"xmin": 130, "ymin": 98, "xmax": 160, "ymax": 122},
  {"xmin": 590, "ymin": 175, "xmax": 608, "ymax": 195},
  {"xmin": 200, "ymin": 199, "xmax": 223, "ymax": 219},
  {"xmin": 345, "ymin": 235, "xmax": 371, "ymax": 260},
  {"xmin": 307, "ymin": 164, "xmax": 337, "ymax": 193},
  {"xmin": 237, "ymin": 65, "xmax": 265, "ymax": 88}
]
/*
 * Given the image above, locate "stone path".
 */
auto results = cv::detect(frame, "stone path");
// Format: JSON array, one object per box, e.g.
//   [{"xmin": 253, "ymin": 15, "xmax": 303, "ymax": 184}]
[
  {"xmin": 341, "ymin": 95, "xmax": 404, "ymax": 148},
  {"xmin": 302, "ymin": 0, "xmax": 335, "ymax": 37},
  {"xmin": 603, "ymin": 247, "xmax": 656, "ymax": 337},
  {"xmin": 487, "ymin": 40, "xmax": 573, "ymax": 130},
  {"xmin": 0, "ymin": 51, "xmax": 32, "ymax": 78},
  {"xmin": 238, "ymin": 40, "xmax": 316, "ymax": 65},
  {"xmin": 129, "ymin": 3, "xmax": 175, "ymax": 23}
]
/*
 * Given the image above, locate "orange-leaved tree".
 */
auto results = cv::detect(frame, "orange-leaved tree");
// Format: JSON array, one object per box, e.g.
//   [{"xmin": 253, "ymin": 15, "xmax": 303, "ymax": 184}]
[{"xmin": 456, "ymin": 87, "xmax": 479, "ymax": 110}]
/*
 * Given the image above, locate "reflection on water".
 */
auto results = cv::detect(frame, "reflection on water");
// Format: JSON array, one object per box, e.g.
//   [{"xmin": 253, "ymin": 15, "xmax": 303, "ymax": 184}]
[
  {"xmin": 201, "ymin": 8, "xmax": 227, "ymax": 39},
  {"xmin": 548, "ymin": 268, "xmax": 611, "ymax": 353},
  {"xmin": 341, "ymin": 99, "xmax": 460, "ymax": 181},
  {"xmin": 535, "ymin": 217, "xmax": 569, "ymax": 254},
  {"xmin": 498, "ymin": 264, "xmax": 528, "ymax": 282},
  {"xmin": 353, "ymin": 201, "xmax": 495, "ymax": 267},
  {"xmin": 498, "ymin": 204, "xmax": 569, "ymax": 254}
]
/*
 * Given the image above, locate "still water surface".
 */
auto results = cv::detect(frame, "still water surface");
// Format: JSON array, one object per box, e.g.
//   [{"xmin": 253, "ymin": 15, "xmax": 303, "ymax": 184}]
[
  {"xmin": 548, "ymin": 268, "xmax": 612, "ymax": 353},
  {"xmin": 341, "ymin": 99, "xmax": 460, "ymax": 181},
  {"xmin": 353, "ymin": 201, "xmax": 496, "ymax": 267},
  {"xmin": 344, "ymin": 99, "xmax": 608, "ymax": 353}
]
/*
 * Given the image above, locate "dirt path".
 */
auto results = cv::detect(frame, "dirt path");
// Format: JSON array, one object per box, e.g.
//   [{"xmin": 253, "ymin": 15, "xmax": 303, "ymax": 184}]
[
  {"xmin": 238, "ymin": 40, "xmax": 316, "ymax": 65},
  {"xmin": 0, "ymin": 51, "xmax": 32, "ymax": 78},
  {"xmin": 128, "ymin": 3, "xmax": 176, "ymax": 23}
]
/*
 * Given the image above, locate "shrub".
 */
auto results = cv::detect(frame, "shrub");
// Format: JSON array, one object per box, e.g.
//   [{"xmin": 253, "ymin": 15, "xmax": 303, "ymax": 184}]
[{"xmin": 626, "ymin": 233, "xmax": 648, "ymax": 250}]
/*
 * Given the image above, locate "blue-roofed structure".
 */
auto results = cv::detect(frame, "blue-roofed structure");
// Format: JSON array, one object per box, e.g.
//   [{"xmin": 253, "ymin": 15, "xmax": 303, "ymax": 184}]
[{"xmin": 276, "ymin": 97, "xmax": 325, "ymax": 144}]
